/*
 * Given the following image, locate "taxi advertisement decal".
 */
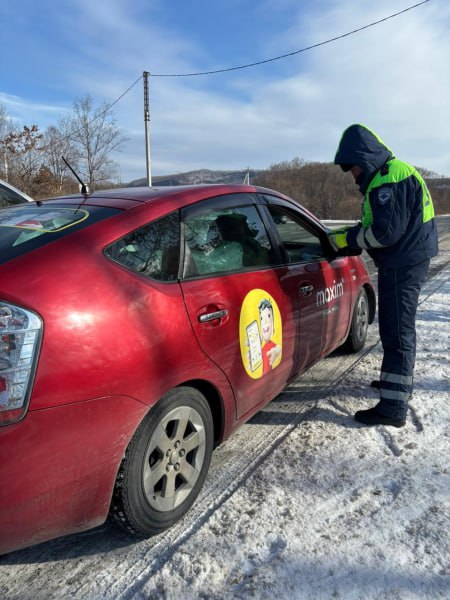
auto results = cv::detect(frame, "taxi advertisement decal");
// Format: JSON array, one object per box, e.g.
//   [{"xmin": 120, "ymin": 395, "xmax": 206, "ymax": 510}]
[
  {"xmin": 0, "ymin": 207, "xmax": 89, "ymax": 232},
  {"xmin": 239, "ymin": 289, "xmax": 282, "ymax": 379}
]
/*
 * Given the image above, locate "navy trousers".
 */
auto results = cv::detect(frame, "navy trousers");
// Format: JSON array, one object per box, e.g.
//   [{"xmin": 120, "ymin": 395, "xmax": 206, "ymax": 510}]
[{"xmin": 377, "ymin": 259, "xmax": 430, "ymax": 419}]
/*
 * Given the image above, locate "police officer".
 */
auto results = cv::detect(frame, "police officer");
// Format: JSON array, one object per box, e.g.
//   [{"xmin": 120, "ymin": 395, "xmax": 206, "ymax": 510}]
[{"xmin": 330, "ymin": 124, "xmax": 439, "ymax": 428}]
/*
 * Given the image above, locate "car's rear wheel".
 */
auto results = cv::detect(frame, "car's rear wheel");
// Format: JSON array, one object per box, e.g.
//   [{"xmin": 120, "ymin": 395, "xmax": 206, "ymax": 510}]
[
  {"xmin": 110, "ymin": 386, "xmax": 214, "ymax": 536},
  {"xmin": 344, "ymin": 288, "xmax": 369, "ymax": 353}
]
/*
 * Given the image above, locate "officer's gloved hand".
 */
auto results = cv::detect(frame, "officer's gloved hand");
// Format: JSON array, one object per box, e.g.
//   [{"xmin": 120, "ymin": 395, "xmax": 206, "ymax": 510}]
[
  {"xmin": 328, "ymin": 227, "xmax": 363, "ymax": 256},
  {"xmin": 328, "ymin": 229, "xmax": 349, "ymax": 252}
]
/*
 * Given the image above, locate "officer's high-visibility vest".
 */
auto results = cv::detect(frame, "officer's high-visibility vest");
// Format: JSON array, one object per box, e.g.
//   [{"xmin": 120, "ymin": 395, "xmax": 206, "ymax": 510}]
[{"xmin": 361, "ymin": 159, "xmax": 435, "ymax": 228}]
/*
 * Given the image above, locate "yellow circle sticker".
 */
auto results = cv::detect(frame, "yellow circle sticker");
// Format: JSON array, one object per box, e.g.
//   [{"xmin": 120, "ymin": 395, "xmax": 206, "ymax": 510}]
[{"xmin": 239, "ymin": 289, "xmax": 282, "ymax": 379}]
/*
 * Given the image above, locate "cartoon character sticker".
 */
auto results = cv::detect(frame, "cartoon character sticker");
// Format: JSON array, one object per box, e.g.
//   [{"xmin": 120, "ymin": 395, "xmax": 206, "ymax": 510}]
[{"xmin": 239, "ymin": 289, "xmax": 282, "ymax": 379}]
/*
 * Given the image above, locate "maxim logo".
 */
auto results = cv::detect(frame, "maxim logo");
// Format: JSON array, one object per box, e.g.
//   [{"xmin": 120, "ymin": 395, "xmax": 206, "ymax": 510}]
[{"xmin": 316, "ymin": 280, "xmax": 344, "ymax": 306}]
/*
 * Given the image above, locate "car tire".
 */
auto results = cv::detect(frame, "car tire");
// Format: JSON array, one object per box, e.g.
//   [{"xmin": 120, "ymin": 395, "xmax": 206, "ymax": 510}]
[
  {"xmin": 343, "ymin": 288, "xmax": 369, "ymax": 353},
  {"xmin": 110, "ymin": 386, "xmax": 214, "ymax": 536}
]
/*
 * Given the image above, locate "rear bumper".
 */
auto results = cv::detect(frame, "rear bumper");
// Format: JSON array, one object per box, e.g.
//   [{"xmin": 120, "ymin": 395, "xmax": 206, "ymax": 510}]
[{"xmin": 0, "ymin": 395, "xmax": 147, "ymax": 555}]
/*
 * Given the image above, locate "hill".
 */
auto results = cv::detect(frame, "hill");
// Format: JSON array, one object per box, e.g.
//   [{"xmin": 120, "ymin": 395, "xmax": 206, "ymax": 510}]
[{"xmin": 129, "ymin": 168, "xmax": 263, "ymax": 187}]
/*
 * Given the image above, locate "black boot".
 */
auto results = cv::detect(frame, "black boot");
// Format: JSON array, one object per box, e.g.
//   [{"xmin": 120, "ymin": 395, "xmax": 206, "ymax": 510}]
[{"xmin": 354, "ymin": 404, "xmax": 406, "ymax": 428}]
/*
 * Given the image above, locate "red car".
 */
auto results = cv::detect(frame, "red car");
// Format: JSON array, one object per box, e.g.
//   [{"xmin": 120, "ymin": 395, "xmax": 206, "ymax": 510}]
[{"xmin": 0, "ymin": 184, "xmax": 375, "ymax": 554}]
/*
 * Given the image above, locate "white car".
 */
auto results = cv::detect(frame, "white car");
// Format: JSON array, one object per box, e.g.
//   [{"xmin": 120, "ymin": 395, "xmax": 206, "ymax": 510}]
[{"xmin": 0, "ymin": 179, "xmax": 34, "ymax": 207}]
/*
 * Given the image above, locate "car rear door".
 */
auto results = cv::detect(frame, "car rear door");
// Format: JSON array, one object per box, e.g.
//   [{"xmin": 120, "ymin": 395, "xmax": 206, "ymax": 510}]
[{"xmin": 180, "ymin": 194, "xmax": 299, "ymax": 420}]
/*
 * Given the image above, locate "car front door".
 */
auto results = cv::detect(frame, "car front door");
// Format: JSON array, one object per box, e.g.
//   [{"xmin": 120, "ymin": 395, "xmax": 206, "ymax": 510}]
[
  {"xmin": 180, "ymin": 194, "xmax": 299, "ymax": 420},
  {"xmin": 261, "ymin": 198, "xmax": 353, "ymax": 369}
]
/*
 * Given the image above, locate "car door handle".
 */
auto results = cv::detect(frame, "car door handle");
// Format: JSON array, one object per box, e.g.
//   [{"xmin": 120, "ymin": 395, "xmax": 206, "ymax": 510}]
[
  {"xmin": 299, "ymin": 285, "xmax": 314, "ymax": 296},
  {"xmin": 198, "ymin": 309, "xmax": 228, "ymax": 323}
]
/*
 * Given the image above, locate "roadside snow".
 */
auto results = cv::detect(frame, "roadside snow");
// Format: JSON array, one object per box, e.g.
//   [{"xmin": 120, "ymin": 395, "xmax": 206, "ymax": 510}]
[{"xmin": 133, "ymin": 272, "xmax": 450, "ymax": 600}]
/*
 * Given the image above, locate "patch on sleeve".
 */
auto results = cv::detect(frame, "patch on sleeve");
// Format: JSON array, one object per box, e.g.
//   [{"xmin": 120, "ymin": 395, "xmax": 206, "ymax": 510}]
[{"xmin": 377, "ymin": 187, "xmax": 393, "ymax": 205}]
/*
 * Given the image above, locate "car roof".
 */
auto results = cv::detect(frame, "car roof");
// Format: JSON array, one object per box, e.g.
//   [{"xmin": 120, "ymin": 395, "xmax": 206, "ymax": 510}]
[
  {"xmin": 40, "ymin": 183, "xmax": 323, "ymax": 228},
  {"xmin": 41, "ymin": 184, "xmax": 273, "ymax": 211}
]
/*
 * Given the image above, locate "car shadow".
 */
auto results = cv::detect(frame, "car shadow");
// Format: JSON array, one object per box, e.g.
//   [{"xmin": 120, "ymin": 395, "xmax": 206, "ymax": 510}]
[
  {"xmin": 249, "ymin": 398, "xmax": 362, "ymax": 430},
  {"xmin": 0, "ymin": 520, "xmax": 143, "ymax": 564}
]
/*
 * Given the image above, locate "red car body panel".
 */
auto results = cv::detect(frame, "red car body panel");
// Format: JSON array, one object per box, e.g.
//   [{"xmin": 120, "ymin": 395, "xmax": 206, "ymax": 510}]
[
  {"xmin": 0, "ymin": 395, "xmax": 147, "ymax": 555},
  {"xmin": 0, "ymin": 184, "xmax": 375, "ymax": 554},
  {"xmin": 182, "ymin": 268, "xmax": 298, "ymax": 420}
]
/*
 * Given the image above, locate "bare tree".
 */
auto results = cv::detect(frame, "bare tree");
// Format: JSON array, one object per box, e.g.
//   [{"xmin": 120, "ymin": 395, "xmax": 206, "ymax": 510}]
[
  {"xmin": 67, "ymin": 95, "xmax": 127, "ymax": 188},
  {"xmin": 416, "ymin": 166, "xmax": 443, "ymax": 179},
  {"xmin": 3, "ymin": 125, "xmax": 45, "ymax": 195},
  {"xmin": 44, "ymin": 120, "xmax": 81, "ymax": 193}
]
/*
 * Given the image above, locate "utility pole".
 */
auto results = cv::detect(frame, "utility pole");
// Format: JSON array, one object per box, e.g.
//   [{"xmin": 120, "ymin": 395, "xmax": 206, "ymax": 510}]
[{"xmin": 143, "ymin": 71, "xmax": 152, "ymax": 186}]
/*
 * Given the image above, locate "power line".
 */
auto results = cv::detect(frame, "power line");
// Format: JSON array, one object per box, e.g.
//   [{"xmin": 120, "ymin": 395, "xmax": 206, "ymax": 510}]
[
  {"xmin": 61, "ymin": 74, "xmax": 144, "ymax": 144},
  {"xmin": 149, "ymin": 1, "xmax": 431, "ymax": 77},
  {"xmin": 94, "ymin": 75, "xmax": 143, "ymax": 120}
]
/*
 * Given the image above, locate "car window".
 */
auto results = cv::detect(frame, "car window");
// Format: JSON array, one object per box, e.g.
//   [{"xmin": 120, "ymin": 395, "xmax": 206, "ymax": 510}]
[
  {"xmin": 0, "ymin": 181, "xmax": 31, "ymax": 207},
  {"xmin": 267, "ymin": 206, "xmax": 324, "ymax": 264},
  {"xmin": 105, "ymin": 211, "xmax": 180, "ymax": 282},
  {"xmin": 0, "ymin": 204, "xmax": 119, "ymax": 265},
  {"xmin": 183, "ymin": 205, "xmax": 274, "ymax": 277}
]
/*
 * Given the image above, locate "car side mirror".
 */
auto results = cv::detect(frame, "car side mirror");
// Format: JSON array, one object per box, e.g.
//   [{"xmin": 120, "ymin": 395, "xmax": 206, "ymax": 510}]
[{"xmin": 339, "ymin": 246, "xmax": 362, "ymax": 256}]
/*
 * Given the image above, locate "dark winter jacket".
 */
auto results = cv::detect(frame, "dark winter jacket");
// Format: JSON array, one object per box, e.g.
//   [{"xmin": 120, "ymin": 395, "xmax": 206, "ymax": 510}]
[{"xmin": 334, "ymin": 124, "xmax": 439, "ymax": 267}]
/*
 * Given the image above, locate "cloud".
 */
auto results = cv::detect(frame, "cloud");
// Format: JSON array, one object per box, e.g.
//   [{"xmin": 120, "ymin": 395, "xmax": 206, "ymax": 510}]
[{"xmin": 0, "ymin": 93, "xmax": 68, "ymax": 126}]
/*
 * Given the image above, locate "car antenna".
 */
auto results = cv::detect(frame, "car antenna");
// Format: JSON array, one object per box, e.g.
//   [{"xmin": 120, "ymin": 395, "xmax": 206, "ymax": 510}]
[{"xmin": 62, "ymin": 156, "xmax": 90, "ymax": 196}]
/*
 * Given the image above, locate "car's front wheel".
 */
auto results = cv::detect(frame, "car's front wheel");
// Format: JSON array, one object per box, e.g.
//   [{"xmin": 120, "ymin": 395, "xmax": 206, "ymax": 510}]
[
  {"xmin": 110, "ymin": 386, "xmax": 214, "ymax": 536},
  {"xmin": 344, "ymin": 287, "xmax": 369, "ymax": 353}
]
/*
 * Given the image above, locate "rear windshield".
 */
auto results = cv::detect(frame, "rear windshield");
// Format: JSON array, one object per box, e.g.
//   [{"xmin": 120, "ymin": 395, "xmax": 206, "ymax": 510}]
[{"xmin": 0, "ymin": 203, "xmax": 120, "ymax": 264}]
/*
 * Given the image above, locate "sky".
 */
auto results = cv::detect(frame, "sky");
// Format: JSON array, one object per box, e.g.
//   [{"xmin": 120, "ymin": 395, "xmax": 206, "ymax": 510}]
[
  {"xmin": 1, "ymin": 0, "xmax": 450, "ymax": 183},
  {"xmin": 1, "ymin": 256, "xmax": 449, "ymax": 599}
]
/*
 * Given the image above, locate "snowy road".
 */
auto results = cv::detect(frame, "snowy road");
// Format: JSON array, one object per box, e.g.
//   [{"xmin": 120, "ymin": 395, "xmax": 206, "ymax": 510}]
[{"xmin": 1, "ymin": 226, "xmax": 449, "ymax": 600}]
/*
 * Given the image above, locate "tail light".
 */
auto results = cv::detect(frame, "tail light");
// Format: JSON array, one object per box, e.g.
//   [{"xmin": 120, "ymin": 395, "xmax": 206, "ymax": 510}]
[{"xmin": 0, "ymin": 302, "xmax": 42, "ymax": 426}]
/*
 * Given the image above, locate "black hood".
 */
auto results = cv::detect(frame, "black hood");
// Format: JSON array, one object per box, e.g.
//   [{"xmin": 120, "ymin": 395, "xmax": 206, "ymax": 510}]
[{"xmin": 334, "ymin": 124, "xmax": 393, "ymax": 192}]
